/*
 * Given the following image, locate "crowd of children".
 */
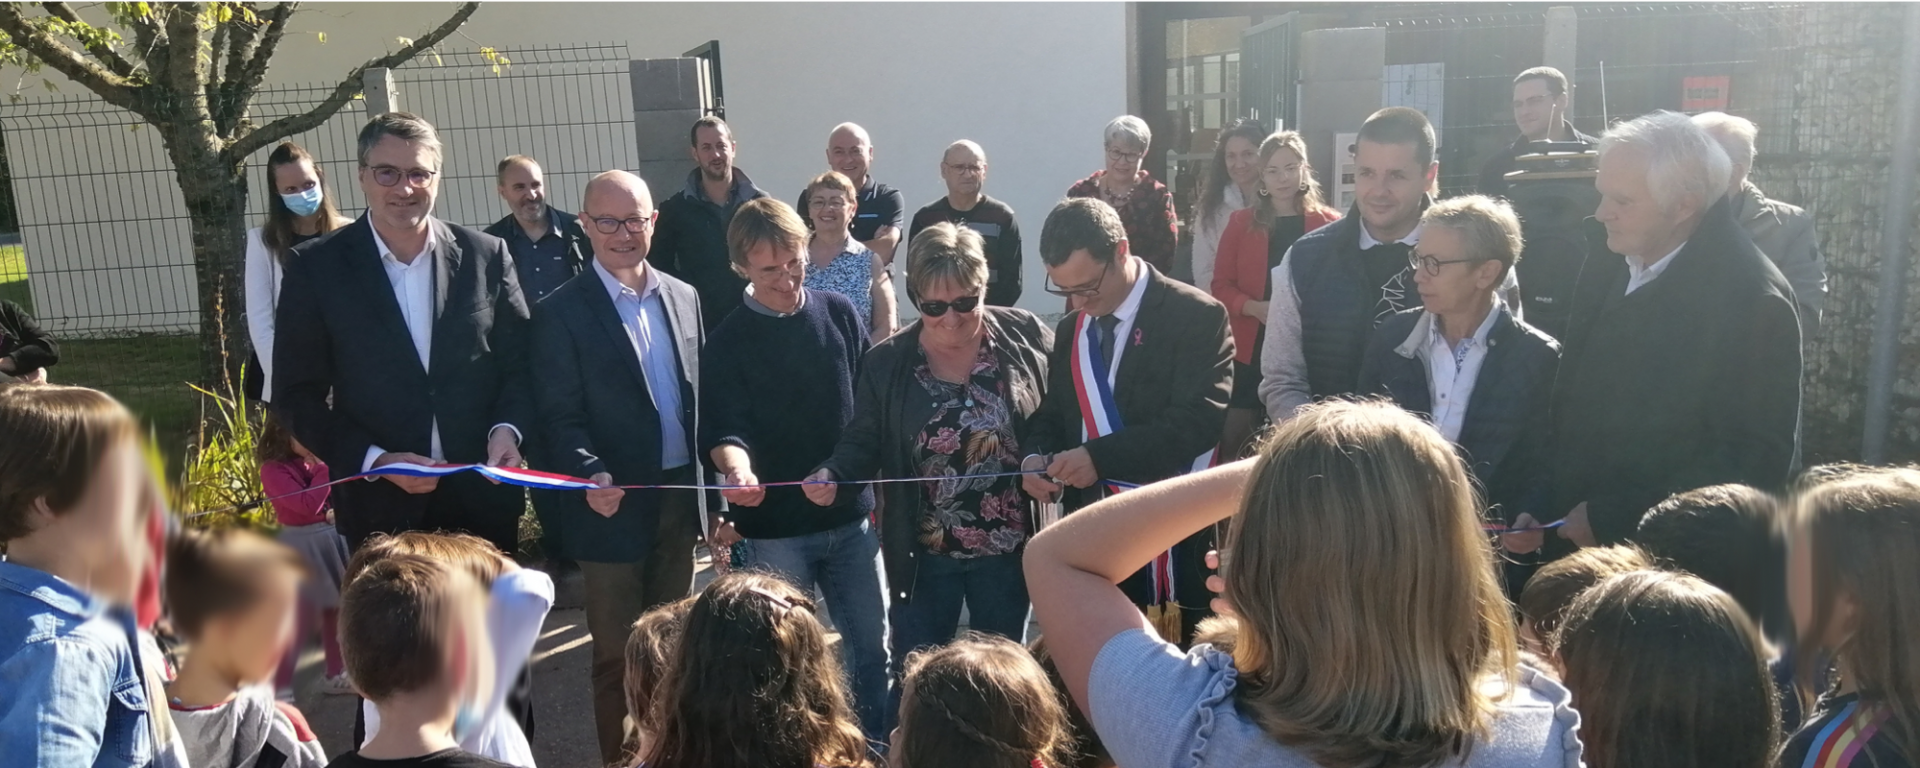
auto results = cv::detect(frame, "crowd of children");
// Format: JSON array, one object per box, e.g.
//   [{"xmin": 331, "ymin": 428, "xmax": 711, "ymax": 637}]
[{"xmin": 5, "ymin": 385, "xmax": 1920, "ymax": 768}]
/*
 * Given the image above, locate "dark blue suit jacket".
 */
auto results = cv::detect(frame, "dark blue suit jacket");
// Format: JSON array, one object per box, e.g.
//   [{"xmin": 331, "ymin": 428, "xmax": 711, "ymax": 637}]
[
  {"xmin": 531, "ymin": 263, "xmax": 703, "ymax": 563},
  {"xmin": 1358, "ymin": 304, "xmax": 1560, "ymax": 523},
  {"xmin": 273, "ymin": 216, "xmax": 533, "ymax": 544}
]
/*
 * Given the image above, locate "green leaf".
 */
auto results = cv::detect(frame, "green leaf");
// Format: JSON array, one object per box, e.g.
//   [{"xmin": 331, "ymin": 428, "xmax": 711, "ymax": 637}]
[
  {"xmin": 215, "ymin": 4, "xmax": 232, "ymax": 24},
  {"xmin": 40, "ymin": 78, "xmax": 56, "ymax": 93}
]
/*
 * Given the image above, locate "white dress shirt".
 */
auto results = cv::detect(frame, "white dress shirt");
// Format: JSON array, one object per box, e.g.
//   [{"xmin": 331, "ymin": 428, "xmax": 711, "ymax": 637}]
[
  {"xmin": 359, "ymin": 225, "xmax": 519, "ymax": 471},
  {"xmin": 594, "ymin": 260, "xmax": 691, "ymax": 469},
  {"xmin": 1625, "ymin": 242, "xmax": 1686, "ymax": 295},
  {"xmin": 1405, "ymin": 303, "xmax": 1502, "ymax": 442},
  {"xmin": 1097, "ymin": 256, "xmax": 1153, "ymax": 384}
]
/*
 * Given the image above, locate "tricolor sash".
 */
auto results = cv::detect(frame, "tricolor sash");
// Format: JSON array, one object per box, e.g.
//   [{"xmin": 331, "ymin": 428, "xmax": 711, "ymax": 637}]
[{"xmin": 1070, "ymin": 312, "xmax": 1217, "ymax": 642}]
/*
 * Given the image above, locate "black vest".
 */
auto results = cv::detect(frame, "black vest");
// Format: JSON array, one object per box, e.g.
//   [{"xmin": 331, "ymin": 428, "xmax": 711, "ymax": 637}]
[{"xmin": 1288, "ymin": 214, "xmax": 1378, "ymax": 399}]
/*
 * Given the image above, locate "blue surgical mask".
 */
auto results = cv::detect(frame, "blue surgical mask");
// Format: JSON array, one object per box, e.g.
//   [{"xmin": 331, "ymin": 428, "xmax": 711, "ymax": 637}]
[{"xmin": 281, "ymin": 187, "xmax": 323, "ymax": 217}]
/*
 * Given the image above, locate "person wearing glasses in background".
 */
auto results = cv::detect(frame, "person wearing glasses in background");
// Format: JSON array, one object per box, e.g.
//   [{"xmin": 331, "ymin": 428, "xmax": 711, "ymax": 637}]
[
  {"xmin": 1021, "ymin": 198, "xmax": 1232, "ymax": 644},
  {"xmin": 1355, "ymin": 195, "xmax": 1560, "ymax": 594},
  {"xmin": 531, "ymin": 171, "xmax": 705, "ymax": 766},
  {"xmin": 273, "ymin": 112, "xmax": 534, "ymax": 557},
  {"xmin": 909, "ymin": 141, "xmax": 1025, "ymax": 307},
  {"xmin": 805, "ymin": 222, "xmax": 1054, "ymax": 727},
  {"xmin": 1067, "ymin": 116, "xmax": 1178, "ymax": 275}
]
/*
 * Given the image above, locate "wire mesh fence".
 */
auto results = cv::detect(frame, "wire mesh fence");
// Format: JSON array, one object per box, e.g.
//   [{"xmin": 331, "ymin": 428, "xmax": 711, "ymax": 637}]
[{"xmin": 0, "ymin": 41, "xmax": 639, "ymax": 456}]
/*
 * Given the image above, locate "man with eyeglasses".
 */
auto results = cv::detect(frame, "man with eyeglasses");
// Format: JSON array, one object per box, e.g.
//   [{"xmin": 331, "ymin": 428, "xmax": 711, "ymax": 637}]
[
  {"xmin": 796, "ymin": 122, "xmax": 906, "ymax": 266},
  {"xmin": 529, "ymin": 170, "xmax": 704, "ymax": 765},
  {"xmin": 698, "ymin": 197, "xmax": 890, "ymax": 742},
  {"xmin": 908, "ymin": 140, "xmax": 1024, "ymax": 306},
  {"xmin": 274, "ymin": 111, "xmax": 532, "ymax": 558},
  {"xmin": 1478, "ymin": 67, "xmax": 1598, "ymax": 198},
  {"xmin": 1022, "ymin": 197, "xmax": 1232, "ymax": 644}
]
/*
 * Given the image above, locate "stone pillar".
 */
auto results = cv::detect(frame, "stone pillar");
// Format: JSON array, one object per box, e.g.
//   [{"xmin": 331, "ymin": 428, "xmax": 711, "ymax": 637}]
[
  {"xmin": 631, "ymin": 58, "xmax": 704, "ymax": 197},
  {"xmin": 363, "ymin": 67, "xmax": 398, "ymax": 115},
  {"xmin": 1297, "ymin": 27, "xmax": 1385, "ymax": 189},
  {"xmin": 1545, "ymin": 7, "xmax": 1579, "ymax": 102}
]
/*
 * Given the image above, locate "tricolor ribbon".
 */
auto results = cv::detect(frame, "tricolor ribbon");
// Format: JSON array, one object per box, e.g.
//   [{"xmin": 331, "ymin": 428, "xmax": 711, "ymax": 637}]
[
  {"xmin": 186, "ymin": 462, "xmax": 1044, "ymax": 520},
  {"xmin": 1071, "ymin": 313, "xmax": 1217, "ymax": 642}
]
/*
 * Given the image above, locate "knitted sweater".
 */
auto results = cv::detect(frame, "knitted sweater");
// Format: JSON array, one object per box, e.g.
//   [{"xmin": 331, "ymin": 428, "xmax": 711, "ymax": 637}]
[{"xmin": 700, "ymin": 289, "xmax": 873, "ymax": 539}]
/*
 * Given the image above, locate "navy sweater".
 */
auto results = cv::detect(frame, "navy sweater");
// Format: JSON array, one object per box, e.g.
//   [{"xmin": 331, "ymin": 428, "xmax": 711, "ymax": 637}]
[{"xmin": 700, "ymin": 290, "xmax": 872, "ymax": 539}]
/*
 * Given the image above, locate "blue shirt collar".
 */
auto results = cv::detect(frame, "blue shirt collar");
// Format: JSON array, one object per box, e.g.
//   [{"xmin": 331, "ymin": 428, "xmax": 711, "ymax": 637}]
[
  {"xmin": 0, "ymin": 559, "xmax": 111, "ymax": 621},
  {"xmin": 592, "ymin": 259, "xmax": 661, "ymax": 304}
]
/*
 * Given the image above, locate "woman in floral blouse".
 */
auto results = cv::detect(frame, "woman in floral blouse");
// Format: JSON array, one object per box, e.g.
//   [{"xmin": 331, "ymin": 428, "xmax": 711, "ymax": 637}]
[
  {"xmin": 806, "ymin": 222, "xmax": 1053, "ymax": 715},
  {"xmin": 805, "ymin": 171, "xmax": 897, "ymax": 343},
  {"xmin": 1067, "ymin": 115, "xmax": 1179, "ymax": 274}
]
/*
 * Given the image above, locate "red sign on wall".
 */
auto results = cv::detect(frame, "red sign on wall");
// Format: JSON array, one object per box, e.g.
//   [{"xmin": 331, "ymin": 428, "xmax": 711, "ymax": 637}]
[{"xmin": 1683, "ymin": 75, "xmax": 1732, "ymax": 111}]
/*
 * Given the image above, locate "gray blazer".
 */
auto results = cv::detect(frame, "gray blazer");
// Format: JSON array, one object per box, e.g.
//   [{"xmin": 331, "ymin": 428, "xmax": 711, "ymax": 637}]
[{"xmin": 1734, "ymin": 181, "xmax": 1825, "ymax": 335}]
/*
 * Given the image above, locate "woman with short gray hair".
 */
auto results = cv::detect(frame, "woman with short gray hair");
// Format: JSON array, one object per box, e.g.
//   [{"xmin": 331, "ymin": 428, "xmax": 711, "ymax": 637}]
[
  {"xmin": 805, "ymin": 222, "xmax": 1054, "ymax": 716},
  {"xmin": 1067, "ymin": 115, "xmax": 1178, "ymax": 273}
]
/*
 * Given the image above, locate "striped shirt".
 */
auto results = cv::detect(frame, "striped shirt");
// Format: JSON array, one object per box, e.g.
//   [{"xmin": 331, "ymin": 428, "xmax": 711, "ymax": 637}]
[{"xmin": 1784, "ymin": 694, "xmax": 1910, "ymax": 768}]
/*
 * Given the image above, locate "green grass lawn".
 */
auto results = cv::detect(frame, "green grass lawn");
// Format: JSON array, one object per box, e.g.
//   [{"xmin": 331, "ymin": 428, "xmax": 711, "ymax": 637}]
[
  {"xmin": 56, "ymin": 334, "xmax": 203, "ymax": 467},
  {"xmin": 0, "ymin": 244, "xmax": 28, "ymax": 312}
]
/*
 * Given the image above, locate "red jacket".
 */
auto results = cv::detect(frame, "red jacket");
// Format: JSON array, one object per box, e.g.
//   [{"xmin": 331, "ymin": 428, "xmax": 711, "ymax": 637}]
[{"xmin": 1211, "ymin": 206, "xmax": 1340, "ymax": 364}]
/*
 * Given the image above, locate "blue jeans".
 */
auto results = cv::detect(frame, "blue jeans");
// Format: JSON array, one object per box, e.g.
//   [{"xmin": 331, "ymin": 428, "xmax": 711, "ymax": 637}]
[
  {"xmin": 886, "ymin": 552, "xmax": 1029, "ymax": 726},
  {"xmin": 742, "ymin": 518, "xmax": 891, "ymax": 742}
]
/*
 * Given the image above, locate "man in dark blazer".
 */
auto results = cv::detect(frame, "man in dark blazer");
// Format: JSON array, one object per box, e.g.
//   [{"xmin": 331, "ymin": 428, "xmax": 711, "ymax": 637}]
[
  {"xmin": 530, "ymin": 170, "xmax": 703, "ymax": 766},
  {"xmin": 1022, "ymin": 197, "xmax": 1233, "ymax": 643},
  {"xmin": 1548, "ymin": 111, "xmax": 1801, "ymax": 548},
  {"xmin": 273, "ymin": 112, "xmax": 533, "ymax": 555}
]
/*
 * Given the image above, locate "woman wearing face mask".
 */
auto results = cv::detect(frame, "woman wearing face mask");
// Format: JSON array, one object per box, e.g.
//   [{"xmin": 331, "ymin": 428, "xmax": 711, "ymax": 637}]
[
  {"xmin": 244, "ymin": 142, "xmax": 352, "ymax": 403},
  {"xmin": 805, "ymin": 222, "xmax": 1053, "ymax": 728}
]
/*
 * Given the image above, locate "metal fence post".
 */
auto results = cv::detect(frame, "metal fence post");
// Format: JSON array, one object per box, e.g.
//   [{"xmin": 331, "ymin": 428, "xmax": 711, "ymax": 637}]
[
  {"xmin": 1544, "ymin": 8, "xmax": 1577, "ymax": 81},
  {"xmin": 364, "ymin": 67, "xmax": 398, "ymax": 115},
  {"xmin": 1862, "ymin": 3, "xmax": 1920, "ymax": 462}
]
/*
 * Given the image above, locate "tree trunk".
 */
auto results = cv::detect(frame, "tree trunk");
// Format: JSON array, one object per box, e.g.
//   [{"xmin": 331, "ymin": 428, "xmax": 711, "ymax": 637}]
[{"xmin": 169, "ymin": 139, "xmax": 250, "ymax": 394}]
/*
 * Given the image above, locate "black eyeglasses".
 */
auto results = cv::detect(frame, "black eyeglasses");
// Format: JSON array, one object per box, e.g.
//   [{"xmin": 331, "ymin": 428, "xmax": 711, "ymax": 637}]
[
  {"xmin": 365, "ymin": 165, "xmax": 437, "ymax": 188},
  {"xmin": 588, "ymin": 215, "xmax": 654, "ymax": 235},
  {"xmin": 1409, "ymin": 252, "xmax": 1483, "ymax": 275},
  {"xmin": 917, "ymin": 295, "xmax": 982, "ymax": 318},
  {"xmin": 1043, "ymin": 260, "xmax": 1112, "ymax": 299}
]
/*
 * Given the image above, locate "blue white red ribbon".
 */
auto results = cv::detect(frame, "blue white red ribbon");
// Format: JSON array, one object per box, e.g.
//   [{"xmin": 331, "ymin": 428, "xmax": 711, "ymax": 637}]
[{"xmin": 186, "ymin": 462, "xmax": 1045, "ymax": 519}]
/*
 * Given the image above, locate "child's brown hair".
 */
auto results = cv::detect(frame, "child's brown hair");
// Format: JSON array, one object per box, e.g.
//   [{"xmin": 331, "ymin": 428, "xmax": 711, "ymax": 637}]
[
  {"xmin": 898, "ymin": 634, "xmax": 1073, "ymax": 768},
  {"xmin": 338, "ymin": 552, "xmax": 483, "ymax": 702},
  {"xmin": 1028, "ymin": 637, "xmax": 1113, "ymax": 768},
  {"xmin": 1554, "ymin": 570, "xmax": 1779, "ymax": 768},
  {"xmin": 163, "ymin": 526, "xmax": 308, "ymax": 639},
  {"xmin": 642, "ymin": 571, "xmax": 871, "ymax": 768},
  {"xmin": 344, "ymin": 530, "xmax": 507, "ymax": 590},
  {"xmin": 625, "ymin": 596, "xmax": 694, "ymax": 750},
  {"xmin": 255, "ymin": 408, "xmax": 300, "ymax": 465},
  {"xmin": 1515, "ymin": 544, "xmax": 1653, "ymax": 641},
  {"xmin": 1790, "ymin": 466, "xmax": 1920, "ymax": 761}
]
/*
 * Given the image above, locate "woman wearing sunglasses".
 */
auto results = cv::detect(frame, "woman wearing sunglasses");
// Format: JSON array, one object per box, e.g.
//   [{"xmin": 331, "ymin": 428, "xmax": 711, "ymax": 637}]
[
  {"xmin": 1354, "ymin": 195, "xmax": 1561, "ymax": 588},
  {"xmin": 805, "ymin": 222, "xmax": 1054, "ymax": 722}
]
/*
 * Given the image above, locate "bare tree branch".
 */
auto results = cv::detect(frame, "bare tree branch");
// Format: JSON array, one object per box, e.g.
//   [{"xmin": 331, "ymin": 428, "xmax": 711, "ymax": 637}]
[
  {"xmin": 0, "ymin": 3, "xmax": 142, "ymax": 113},
  {"xmin": 227, "ymin": 1, "xmax": 478, "ymax": 160},
  {"xmin": 126, "ymin": 6, "xmax": 166, "ymax": 78},
  {"xmin": 40, "ymin": 1, "xmax": 138, "ymax": 79},
  {"xmin": 220, "ymin": 6, "xmax": 253, "ymax": 92},
  {"xmin": 222, "ymin": 1, "xmax": 294, "ymax": 136}
]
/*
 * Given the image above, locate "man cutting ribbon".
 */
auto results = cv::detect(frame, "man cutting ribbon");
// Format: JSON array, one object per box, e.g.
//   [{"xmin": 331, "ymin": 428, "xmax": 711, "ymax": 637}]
[{"xmin": 1022, "ymin": 198, "xmax": 1234, "ymax": 644}]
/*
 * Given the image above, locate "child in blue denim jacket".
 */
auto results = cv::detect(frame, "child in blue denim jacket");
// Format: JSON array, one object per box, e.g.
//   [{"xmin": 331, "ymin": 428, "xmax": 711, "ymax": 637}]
[{"xmin": 0, "ymin": 384, "xmax": 171, "ymax": 766}]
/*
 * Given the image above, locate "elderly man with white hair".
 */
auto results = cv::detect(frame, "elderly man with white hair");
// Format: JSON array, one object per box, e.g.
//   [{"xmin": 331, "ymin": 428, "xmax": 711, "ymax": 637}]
[
  {"xmin": 1693, "ymin": 111, "xmax": 1826, "ymax": 334},
  {"xmin": 1544, "ymin": 110, "xmax": 1802, "ymax": 548}
]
